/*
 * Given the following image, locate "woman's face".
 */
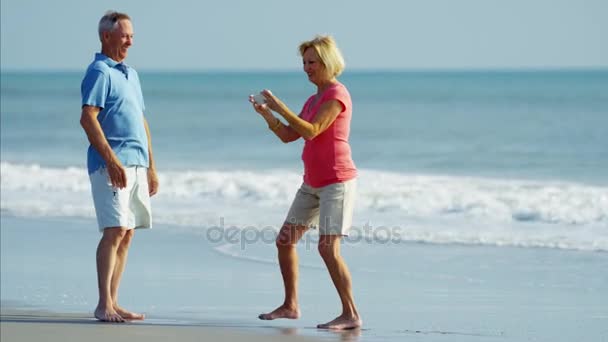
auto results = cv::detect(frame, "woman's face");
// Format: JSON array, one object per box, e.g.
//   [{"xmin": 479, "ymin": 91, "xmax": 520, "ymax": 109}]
[{"xmin": 302, "ymin": 47, "xmax": 327, "ymax": 84}]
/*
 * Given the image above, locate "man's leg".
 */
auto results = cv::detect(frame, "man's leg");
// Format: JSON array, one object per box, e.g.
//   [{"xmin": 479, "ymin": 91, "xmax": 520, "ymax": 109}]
[
  {"xmin": 109, "ymin": 229, "xmax": 145, "ymax": 320},
  {"xmin": 95, "ymin": 227, "xmax": 127, "ymax": 322}
]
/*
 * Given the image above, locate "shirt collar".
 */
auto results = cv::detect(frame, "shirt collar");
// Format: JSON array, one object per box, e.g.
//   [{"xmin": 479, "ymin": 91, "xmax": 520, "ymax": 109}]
[{"xmin": 95, "ymin": 53, "xmax": 129, "ymax": 78}]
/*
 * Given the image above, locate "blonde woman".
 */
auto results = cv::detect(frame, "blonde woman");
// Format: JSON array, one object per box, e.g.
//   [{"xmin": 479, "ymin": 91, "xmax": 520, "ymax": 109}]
[{"xmin": 250, "ymin": 35, "xmax": 361, "ymax": 330}]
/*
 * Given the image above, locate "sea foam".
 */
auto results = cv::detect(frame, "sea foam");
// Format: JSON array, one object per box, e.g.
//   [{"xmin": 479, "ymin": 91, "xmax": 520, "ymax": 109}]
[{"xmin": 2, "ymin": 162, "xmax": 606, "ymax": 251}]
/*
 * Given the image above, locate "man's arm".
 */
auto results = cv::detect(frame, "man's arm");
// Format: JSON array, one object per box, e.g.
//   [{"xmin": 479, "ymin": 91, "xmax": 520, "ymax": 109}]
[
  {"xmin": 80, "ymin": 105, "xmax": 127, "ymax": 188},
  {"xmin": 143, "ymin": 117, "xmax": 159, "ymax": 196}
]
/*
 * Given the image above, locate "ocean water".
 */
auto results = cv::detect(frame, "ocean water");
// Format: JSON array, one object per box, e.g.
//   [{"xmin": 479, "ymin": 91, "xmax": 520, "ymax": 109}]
[
  {"xmin": 2, "ymin": 70, "xmax": 608, "ymax": 341},
  {"xmin": 1, "ymin": 70, "xmax": 607, "ymax": 252}
]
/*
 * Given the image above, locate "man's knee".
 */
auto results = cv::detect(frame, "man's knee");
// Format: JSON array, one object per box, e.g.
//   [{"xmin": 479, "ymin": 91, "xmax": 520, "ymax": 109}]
[
  {"xmin": 122, "ymin": 229, "xmax": 134, "ymax": 240},
  {"xmin": 119, "ymin": 229, "xmax": 134, "ymax": 246},
  {"xmin": 101, "ymin": 227, "xmax": 129, "ymax": 245}
]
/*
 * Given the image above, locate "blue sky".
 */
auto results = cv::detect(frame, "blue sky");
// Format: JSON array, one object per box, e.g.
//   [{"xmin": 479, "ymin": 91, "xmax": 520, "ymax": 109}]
[{"xmin": 1, "ymin": 0, "xmax": 607, "ymax": 71}]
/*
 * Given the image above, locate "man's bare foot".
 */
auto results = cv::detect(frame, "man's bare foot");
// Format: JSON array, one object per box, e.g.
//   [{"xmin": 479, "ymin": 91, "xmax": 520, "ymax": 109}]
[
  {"xmin": 317, "ymin": 315, "xmax": 362, "ymax": 330},
  {"xmin": 258, "ymin": 305, "xmax": 300, "ymax": 320},
  {"xmin": 94, "ymin": 306, "xmax": 125, "ymax": 323},
  {"xmin": 114, "ymin": 305, "xmax": 145, "ymax": 320}
]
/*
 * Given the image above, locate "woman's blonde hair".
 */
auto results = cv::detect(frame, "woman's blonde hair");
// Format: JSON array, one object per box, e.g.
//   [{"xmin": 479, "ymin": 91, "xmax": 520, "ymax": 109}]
[{"xmin": 299, "ymin": 35, "xmax": 345, "ymax": 78}]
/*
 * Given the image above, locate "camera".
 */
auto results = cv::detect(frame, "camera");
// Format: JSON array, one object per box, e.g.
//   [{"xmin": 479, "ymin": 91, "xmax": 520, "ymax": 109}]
[{"xmin": 252, "ymin": 93, "xmax": 266, "ymax": 104}]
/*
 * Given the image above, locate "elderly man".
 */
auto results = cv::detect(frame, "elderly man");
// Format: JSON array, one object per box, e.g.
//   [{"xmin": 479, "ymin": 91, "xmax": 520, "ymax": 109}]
[{"xmin": 80, "ymin": 10, "xmax": 158, "ymax": 323}]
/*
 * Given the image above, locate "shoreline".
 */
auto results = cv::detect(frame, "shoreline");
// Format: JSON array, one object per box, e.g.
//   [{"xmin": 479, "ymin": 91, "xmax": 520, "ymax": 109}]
[{"xmin": 0, "ymin": 308, "xmax": 324, "ymax": 342}]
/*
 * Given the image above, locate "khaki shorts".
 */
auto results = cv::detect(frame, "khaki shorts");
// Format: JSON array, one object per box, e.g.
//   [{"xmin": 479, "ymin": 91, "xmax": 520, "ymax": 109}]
[
  {"xmin": 285, "ymin": 179, "xmax": 356, "ymax": 235},
  {"xmin": 89, "ymin": 166, "xmax": 152, "ymax": 232}
]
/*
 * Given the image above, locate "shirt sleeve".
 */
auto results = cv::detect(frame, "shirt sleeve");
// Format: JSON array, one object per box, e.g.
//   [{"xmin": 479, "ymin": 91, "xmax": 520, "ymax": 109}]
[
  {"xmin": 81, "ymin": 68, "xmax": 109, "ymax": 109},
  {"xmin": 321, "ymin": 85, "xmax": 348, "ymax": 113}
]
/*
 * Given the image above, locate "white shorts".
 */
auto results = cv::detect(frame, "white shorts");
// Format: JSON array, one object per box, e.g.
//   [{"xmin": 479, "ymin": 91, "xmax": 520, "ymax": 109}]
[
  {"xmin": 89, "ymin": 166, "xmax": 152, "ymax": 232},
  {"xmin": 285, "ymin": 179, "xmax": 356, "ymax": 235}
]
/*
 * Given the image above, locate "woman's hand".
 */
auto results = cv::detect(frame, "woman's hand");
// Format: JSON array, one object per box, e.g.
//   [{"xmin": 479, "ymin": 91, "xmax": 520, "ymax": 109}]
[
  {"xmin": 260, "ymin": 89, "xmax": 287, "ymax": 114},
  {"xmin": 249, "ymin": 94, "xmax": 273, "ymax": 117}
]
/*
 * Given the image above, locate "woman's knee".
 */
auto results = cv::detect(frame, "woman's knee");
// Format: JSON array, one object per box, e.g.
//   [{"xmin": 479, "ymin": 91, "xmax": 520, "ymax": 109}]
[
  {"xmin": 275, "ymin": 224, "xmax": 303, "ymax": 249},
  {"xmin": 318, "ymin": 243, "xmax": 336, "ymax": 259},
  {"xmin": 275, "ymin": 234, "xmax": 295, "ymax": 250},
  {"xmin": 317, "ymin": 235, "xmax": 341, "ymax": 259}
]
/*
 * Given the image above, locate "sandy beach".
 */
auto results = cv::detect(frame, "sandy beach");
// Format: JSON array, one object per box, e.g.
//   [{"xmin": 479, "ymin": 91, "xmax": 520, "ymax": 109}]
[
  {"xmin": 2, "ymin": 215, "xmax": 607, "ymax": 341},
  {"xmin": 0, "ymin": 308, "xmax": 325, "ymax": 342}
]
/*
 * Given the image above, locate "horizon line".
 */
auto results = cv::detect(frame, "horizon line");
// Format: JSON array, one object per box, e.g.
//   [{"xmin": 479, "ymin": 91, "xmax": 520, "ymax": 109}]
[{"xmin": 2, "ymin": 66, "xmax": 608, "ymax": 74}]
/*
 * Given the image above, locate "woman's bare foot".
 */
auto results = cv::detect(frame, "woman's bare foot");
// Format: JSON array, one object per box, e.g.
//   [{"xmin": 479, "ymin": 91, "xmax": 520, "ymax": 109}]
[
  {"xmin": 317, "ymin": 315, "xmax": 362, "ymax": 330},
  {"xmin": 258, "ymin": 305, "xmax": 300, "ymax": 320},
  {"xmin": 94, "ymin": 306, "xmax": 125, "ymax": 323},
  {"xmin": 114, "ymin": 305, "xmax": 145, "ymax": 320}
]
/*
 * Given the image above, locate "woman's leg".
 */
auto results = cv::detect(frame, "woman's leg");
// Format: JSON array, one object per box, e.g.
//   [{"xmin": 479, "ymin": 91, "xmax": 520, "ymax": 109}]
[
  {"xmin": 317, "ymin": 234, "xmax": 362, "ymax": 329},
  {"xmin": 259, "ymin": 223, "xmax": 309, "ymax": 320}
]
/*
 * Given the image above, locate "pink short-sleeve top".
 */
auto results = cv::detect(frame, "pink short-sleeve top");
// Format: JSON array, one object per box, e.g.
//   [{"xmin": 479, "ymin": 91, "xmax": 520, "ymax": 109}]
[{"xmin": 299, "ymin": 82, "xmax": 357, "ymax": 187}]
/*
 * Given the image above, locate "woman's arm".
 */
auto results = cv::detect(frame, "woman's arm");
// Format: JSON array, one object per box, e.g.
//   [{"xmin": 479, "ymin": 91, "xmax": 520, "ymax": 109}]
[
  {"xmin": 266, "ymin": 116, "xmax": 302, "ymax": 143},
  {"xmin": 263, "ymin": 90, "xmax": 343, "ymax": 140},
  {"xmin": 250, "ymin": 97, "xmax": 301, "ymax": 143}
]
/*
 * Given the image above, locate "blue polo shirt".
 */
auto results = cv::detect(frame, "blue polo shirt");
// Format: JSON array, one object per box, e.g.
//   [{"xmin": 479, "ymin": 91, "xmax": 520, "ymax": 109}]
[{"xmin": 81, "ymin": 53, "xmax": 149, "ymax": 174}]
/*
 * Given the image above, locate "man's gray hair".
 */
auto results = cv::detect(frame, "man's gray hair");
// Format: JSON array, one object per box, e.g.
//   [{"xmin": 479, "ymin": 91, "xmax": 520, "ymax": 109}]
[{"xmin": 98, "ymin": 11, "xmax": 131, "ymax": 39}]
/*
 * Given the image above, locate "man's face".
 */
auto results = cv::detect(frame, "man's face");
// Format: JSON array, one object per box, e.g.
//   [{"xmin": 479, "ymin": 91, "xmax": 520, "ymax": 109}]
[{"xmin": 102, "ymin": 19, "xmax": 133, "ymax": 62}]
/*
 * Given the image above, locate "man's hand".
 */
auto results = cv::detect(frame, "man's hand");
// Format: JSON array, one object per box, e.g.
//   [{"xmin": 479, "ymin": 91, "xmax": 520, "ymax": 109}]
[
  {"xmin": 147, "ymin": 168, "xmax": 159, "ymax": 196},
  {"xmin": 107, "ymin": 160, "xmax": 127, "ymax": 189}
]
